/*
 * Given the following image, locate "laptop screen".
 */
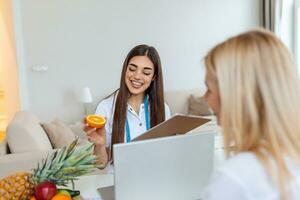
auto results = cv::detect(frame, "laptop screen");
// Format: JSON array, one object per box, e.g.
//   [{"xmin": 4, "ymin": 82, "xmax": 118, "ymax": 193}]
[{"xmin": 107, "ymin": 132, "xmax": 215, "ymax": 200}]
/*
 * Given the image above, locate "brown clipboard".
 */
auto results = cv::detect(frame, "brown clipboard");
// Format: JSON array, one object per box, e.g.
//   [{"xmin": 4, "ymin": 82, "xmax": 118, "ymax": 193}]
[{"xmin": 132, "ymin": 114, "xmax": 211, "ymax": 141}]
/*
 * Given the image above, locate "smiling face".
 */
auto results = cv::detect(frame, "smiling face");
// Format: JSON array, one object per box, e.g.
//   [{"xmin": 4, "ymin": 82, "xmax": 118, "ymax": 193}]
[{"xmin": 125, "ymin": 55, "xmax": 155, "ymax": 96}]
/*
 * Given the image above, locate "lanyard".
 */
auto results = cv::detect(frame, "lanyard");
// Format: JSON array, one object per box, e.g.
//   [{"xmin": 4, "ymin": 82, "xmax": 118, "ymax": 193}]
[{"xmin": 125, "ymin": 95, "xmax": 150, "ymax": 143}]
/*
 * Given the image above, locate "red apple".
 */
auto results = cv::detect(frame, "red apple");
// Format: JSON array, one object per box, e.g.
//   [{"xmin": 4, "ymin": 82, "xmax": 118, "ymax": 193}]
[{"xmin": 34, "ymin": 181, "xmax": 57, "ymax": 200}]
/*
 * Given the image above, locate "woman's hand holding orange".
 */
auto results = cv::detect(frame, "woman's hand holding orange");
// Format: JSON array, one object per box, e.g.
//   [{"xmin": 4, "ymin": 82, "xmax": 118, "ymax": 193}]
[{"xmin": 83, "ymin": 115, "xmax": 107, "ymax": 147}]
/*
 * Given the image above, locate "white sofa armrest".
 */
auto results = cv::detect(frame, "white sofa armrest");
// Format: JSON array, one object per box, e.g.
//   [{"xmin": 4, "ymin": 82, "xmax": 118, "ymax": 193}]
[{"xmin": 0, "ymin": 149, "xmax": 55, "ymax": 178}]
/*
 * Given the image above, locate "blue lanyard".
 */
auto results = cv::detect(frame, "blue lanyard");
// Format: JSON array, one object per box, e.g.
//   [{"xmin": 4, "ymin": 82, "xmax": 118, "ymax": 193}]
[{"xmin": 125, "ymin": 95, "xmax": 150, "ymax": 143}]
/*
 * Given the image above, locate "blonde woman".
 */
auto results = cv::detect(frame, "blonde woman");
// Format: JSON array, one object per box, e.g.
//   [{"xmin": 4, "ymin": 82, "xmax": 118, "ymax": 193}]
[{"xmin": 201, "ymin": 29, "xmax": 300, "ymax": 199}]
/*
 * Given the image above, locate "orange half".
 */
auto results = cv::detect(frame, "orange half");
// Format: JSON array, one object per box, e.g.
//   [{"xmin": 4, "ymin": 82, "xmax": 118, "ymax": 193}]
[{"xmin": 86, "ymin": 115, "xmax": 106, "ymax": 128}]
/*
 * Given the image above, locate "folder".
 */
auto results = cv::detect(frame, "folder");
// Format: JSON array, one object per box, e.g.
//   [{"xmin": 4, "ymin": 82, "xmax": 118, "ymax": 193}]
[{"xmin": 132, "ymin": 114, "xmax": 211, "ymax": 141}]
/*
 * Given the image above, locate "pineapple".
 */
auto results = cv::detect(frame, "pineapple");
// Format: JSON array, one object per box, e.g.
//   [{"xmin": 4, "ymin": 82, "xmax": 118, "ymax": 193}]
[
  {"xmin": 0, "ymin": 172, "xmax": 34, "ymax": 199},
  {"xmin": 0, "ymin": 138, "xmax": 100, "ymax": 200}
]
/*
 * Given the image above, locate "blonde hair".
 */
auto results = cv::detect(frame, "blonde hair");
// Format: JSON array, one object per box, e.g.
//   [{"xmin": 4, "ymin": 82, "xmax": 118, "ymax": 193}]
[{"xmin": 205, "ymin": 29, "xmax": 300, "ymax": 198}]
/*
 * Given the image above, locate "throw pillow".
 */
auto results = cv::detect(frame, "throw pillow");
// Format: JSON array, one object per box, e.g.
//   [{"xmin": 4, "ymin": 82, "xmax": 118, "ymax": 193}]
[
  {"xmin": 188, "ymin": 95, "xmax": 212, "ymax": 116},
  {"xmin": 6, "ymin": 111, "xmax": 53, "ymax": 153},
  {"xmin": 41, "ymin": 119, "xmax": 76, "ymax": 149}
]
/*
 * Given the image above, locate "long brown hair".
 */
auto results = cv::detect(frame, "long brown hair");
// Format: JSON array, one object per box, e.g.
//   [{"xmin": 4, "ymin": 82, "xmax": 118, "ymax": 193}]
[{"xmin": 110, "ymin": 44, "xmax": 165, "ymax": 158}]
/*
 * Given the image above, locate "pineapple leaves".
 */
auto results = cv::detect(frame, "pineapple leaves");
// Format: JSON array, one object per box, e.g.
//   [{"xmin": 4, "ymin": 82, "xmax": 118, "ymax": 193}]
[{"xmin": 31, "ymin": 137, "xmax": 97, "ymax": 185}]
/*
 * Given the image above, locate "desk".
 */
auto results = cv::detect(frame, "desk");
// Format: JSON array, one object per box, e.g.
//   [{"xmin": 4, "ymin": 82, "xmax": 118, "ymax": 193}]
[
  {"xmin": 74, "ymin": 173, "xmax": 113, "ymax": 199},
  {"xmin": 70, "ymin": 166, "xmax": 114, "ymax": 199}
]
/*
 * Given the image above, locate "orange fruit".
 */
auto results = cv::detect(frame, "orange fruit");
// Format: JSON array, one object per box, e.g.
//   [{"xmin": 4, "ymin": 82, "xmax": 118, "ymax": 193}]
[
  {"xmin": 57, "ymin": 189, "xmax": 71, "ymax": 197},
  {"xmin": 29, "ymin": 196, "xmax": 36, "ymax": 200},
  {"xmin": 85, "ymin": 115, "xmax": 106, "ymax": 128},
  {"xmin": 51, "ymin": 193, "xmax": 72, "ymax": 200}
]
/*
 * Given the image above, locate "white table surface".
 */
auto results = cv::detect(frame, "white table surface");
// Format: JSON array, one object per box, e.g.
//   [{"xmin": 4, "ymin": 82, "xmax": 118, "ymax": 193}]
[{"xmin": 71, "ymin": 165, "xmax": 114, "ymax": 199}]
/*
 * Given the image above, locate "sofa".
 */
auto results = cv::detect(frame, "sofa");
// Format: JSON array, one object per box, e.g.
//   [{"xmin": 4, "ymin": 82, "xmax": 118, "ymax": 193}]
[
  {"xmin": 0, "ymin": 89, "xmax": 217, "ymax": 178},
  {"xmin": 0, "ymin": 111, "xmax": 89, "ymax": 178}
]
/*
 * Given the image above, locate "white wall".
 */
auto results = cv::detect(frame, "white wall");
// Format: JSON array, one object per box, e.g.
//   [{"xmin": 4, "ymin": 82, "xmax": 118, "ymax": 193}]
[
  {"xmin": 14, "ymin": 0, "xmax": 260, "ymax": 123},
  {"xmin": 280, "ymin": 0, "xmax": 295, "ymax": 53}
]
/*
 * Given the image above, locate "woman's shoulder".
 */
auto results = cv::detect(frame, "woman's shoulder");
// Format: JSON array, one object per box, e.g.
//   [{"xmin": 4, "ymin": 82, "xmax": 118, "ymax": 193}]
[
  {"xmin": 104, "ymin": 94, "xmax": 117, "ymax": 103},
  {"xmin": 214, "ymin": 152, "xmax": 268, "ymax": 189},
  {"xmin": 202, "ymin": 152, "xmax": 278, "ymax": 199},
  {"xmin": 95, "ymin": 94, "xmax": 117, "ymax": 115},
  {"xmin": 217, "ymin": 152, "xmax": 262, "ymax": 176},
  {"xmin": 219, "ymin": 152, "xmax": 280, "ymax": 192},
  {"xmin": 222, "ymin": 152, "xmax": 258, "ymax": 166},
  {"xmin": 98, "ymin": 94, "xmax": 117, "ymax": 107}
]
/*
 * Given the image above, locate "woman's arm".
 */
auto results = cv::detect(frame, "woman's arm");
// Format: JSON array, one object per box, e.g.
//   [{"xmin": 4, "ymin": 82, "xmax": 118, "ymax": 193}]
[
  {"xmin": 84, "ymin": 125, "xmax": 109, "ymax": 168},
  {"xmin": 89, "ymin": 96, "xmax": 115, "ymax": 167},
  {"xmin": 94, "ymin": 144, "xmax": 109, "ymax": 168}
]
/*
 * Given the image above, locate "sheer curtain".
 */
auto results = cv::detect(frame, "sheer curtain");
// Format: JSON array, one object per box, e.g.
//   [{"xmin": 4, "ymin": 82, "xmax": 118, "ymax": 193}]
[{"xmin": 261, "ymin": 0, "xmax": 283, "ymax": 35}]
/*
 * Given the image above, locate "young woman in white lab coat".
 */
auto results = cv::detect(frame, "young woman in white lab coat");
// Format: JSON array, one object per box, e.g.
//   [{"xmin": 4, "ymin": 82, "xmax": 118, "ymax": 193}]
[{"xmin": 84, "ymin": 44, "xmax": 170, "ymax": 167}]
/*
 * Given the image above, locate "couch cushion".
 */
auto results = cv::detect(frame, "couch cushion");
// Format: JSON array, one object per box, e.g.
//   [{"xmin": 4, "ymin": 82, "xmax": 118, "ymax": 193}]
[
  {"xmin": 6, "ymin": 111, "xmax": 53, "ymax": 153},
  {"xmin": 0, "ymin": 149, "xmax": 55, "ymax": 179},
  {"xmin": 188, "ymin": 95, "xmax": 212, "ymax": 116},
  {"xmin": 42, "ymin": 119, "xmax": 76, "ymax": 149},
  {"xmin": 69, "ymin": 121, "xmax": 86, "ymax": 139}
]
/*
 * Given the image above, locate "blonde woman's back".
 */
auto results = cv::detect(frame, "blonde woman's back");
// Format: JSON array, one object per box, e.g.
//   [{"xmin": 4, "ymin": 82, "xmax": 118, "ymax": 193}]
[
  {"xmin": 202, "ymin": 29, "xmax": 300, "ymax": 199},
  {"xmin": 202, "ymin": 152, "xmax": 300, "ymax": 200}
]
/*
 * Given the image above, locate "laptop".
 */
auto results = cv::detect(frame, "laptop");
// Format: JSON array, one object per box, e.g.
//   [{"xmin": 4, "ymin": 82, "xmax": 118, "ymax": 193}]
[{"xmin": 98, "ymin": 131, "xmax": 215, "ymax": 200}]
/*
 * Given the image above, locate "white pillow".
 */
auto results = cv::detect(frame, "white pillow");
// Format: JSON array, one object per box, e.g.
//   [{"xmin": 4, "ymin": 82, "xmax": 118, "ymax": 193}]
[
  {"xmin": 41, "ymin": 119, "xmax": 76, "ymax": 149},
  {"xmin": 7, "ymin": 111, "xmax": 53, "ymax": 153}
]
